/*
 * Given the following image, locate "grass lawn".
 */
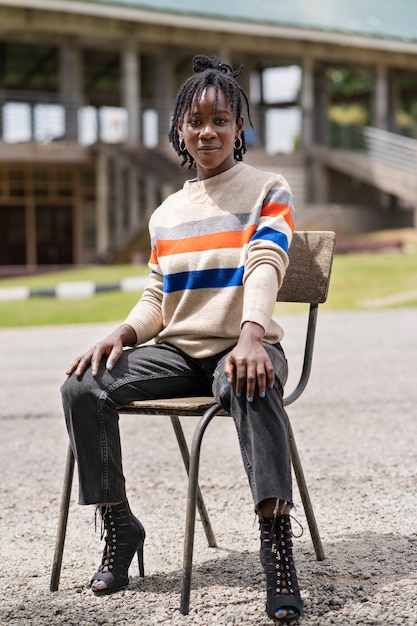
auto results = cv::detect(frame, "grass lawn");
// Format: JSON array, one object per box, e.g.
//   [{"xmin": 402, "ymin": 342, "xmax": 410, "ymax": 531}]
[
  {"xmin": 325, "ymin": 248, "xmax": 417, "ymax": 309},
  {"xmin": 1, "ymin": 249, "xmax": 417, "ymax": 327}
]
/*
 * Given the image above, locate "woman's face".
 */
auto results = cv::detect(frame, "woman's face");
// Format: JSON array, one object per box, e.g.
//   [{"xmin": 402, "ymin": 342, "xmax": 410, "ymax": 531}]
[{"xmin": 178, "ymin": 86, "xmax": 243, "ymax": 181}]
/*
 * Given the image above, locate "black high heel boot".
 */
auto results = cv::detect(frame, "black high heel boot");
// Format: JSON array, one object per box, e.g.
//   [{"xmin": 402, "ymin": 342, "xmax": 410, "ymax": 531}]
[
  {"xmin": 259, "ymin": 514, "xmax": 303, "ymax": 624},
  {"xmin": 90, "ymin": 501, "xmax": 145, "ymax": 596}
]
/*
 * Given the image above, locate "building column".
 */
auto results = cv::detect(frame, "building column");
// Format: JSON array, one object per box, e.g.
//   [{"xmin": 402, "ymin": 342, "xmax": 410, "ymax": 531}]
[
  {"xmin": 234, "ymin": 56, "xmax": 255, "ymax": 143},
  {"xmin": 258, "ymin": 68, "xmax": 267, "ymax": 147},
  {"xmin": 128, "ymin": 163, "xmax": 140, "ymax": 231},
  {"xmin": 72, "ymin": 169, "xmax": 83, "ymax": 264},
  {"xmin": 152, "ymin": 55, "xmax": 175, "ymax": 145},
  {"xmin": 59, "ymin": 46, "xmax": 83, "ymax": 141},
  {"xmin": 144, "ymin": 174, "xmax": 158, "ymax": 218},
  {"xmin": 306, "ymin": 63, "xmax": 329, "ymax": 204},
  {"xmin": 96, "ymin": 149, "xmax": 109, "ymax": 259},
  {"xmin": 114, "ymin": 156, "xmax": 124, "ymax": 247},
  {"xmin": 300, "ymin": 56, "xmax": 314, "ymax": 149},
  {"xmin": 388, "ymin": 72, "xmax": 399, "ymax": 133},
  {"xmin": 372, "ymin": 64, "xmax": 389, "ymax": 129},
  {"xmin": 313, "ymin": 65, "xmax": 330, "ymax": 145},
  {"xmin": 122, "ymin": 43, "xmax": 140, "ymax": 145},
  {"xmin": 25, "ymin": 198, "xmax": 36, "ymax": 266},
  {"xmin": 372, "ymin": 65, "xmax": 391, "ymax": 208},
  {"xmin": 245, "ymin": 66, "xmax": 262, "ymax": 146}
]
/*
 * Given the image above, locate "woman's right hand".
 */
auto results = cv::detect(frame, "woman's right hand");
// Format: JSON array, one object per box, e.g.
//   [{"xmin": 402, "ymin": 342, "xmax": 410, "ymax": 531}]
[{"xmin": 66, "ymin": 324, "xmax": 137, "ymax": 378}]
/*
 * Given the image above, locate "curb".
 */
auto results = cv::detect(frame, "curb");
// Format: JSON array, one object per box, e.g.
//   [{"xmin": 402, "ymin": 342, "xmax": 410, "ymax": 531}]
[{"xmin": 0, "ymin": 276, "xmax": 148, "ymax": 301}]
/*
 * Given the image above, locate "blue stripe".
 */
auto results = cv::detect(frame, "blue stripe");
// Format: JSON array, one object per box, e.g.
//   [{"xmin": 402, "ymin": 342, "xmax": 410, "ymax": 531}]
[
  {"xmin": 251, "ymin": 227, "xmax": 289, "ymax": 251},
  {"xmin": 164, "ymin": 266, "xmax": 244, "ymax": 293}
]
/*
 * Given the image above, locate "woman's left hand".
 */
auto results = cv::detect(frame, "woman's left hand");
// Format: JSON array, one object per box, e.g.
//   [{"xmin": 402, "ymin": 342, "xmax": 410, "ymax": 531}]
[{"xmin": 224, "ymin": 321, "xmax": 275, "ymax": 402}]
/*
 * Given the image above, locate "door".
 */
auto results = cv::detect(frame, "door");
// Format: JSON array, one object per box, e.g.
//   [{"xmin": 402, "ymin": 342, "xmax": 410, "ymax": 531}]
[
  {"xmin": 0, "ymin": 205, "xmax": 26, "ymax": 265},
  {"xmin": 36, "ymin": 205, "xmax": 73, "ymax": 264}
]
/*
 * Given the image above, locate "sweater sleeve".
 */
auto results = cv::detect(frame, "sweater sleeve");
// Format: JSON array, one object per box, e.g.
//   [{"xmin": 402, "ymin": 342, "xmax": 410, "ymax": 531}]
[
  {"xmin": 122, "ymin": 270, "xmax": 164, "ymax": 345},
  {"xmin": 241, "ymin": 177, "xmax": 294, "ymax": 331}
]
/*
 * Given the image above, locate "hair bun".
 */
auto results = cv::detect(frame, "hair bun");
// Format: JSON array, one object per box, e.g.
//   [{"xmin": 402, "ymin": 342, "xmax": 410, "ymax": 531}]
[
  {"xmin": 192, "ymin": 55, "xmax": 243, "ymax": 78},
  {"xmin": 193, "ymin": 55, "xmax": 222, "ymax": 73}
]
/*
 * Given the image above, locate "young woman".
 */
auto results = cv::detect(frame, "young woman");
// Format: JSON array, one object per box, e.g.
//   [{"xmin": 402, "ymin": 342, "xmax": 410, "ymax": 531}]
[{"xmin": 62, "ymin": 54, "xmax": 303, "ymax": 624}]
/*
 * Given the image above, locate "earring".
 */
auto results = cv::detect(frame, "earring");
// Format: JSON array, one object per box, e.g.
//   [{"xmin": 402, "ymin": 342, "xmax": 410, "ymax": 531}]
[
  {"xmin": 179, "ymin": 139, "xmax": 186, "ymax": 152},
  {"xmin": 234, "ymin": 136, "xmax": 243, "ymax": 150}
]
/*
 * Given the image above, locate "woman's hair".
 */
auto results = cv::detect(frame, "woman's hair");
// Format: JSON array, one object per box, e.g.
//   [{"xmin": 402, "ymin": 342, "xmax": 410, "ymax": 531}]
[{"xmin": 168, "ymin": 54, "xmax": 252, "ymax": 168}]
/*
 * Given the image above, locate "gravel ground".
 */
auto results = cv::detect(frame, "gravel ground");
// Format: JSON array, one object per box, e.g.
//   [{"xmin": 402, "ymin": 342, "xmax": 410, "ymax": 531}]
[{"xmin": 1, "ymin": 308, "xmax": 417, "ymax": 626}]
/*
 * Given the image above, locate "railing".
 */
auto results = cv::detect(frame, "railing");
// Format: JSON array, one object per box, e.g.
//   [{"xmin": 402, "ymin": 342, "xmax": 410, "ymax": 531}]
[
  {"xmin": 331, "ymin": 123, "xmax": 417, "ymax": 175},
  {"xmin": 1, "ymin": 91, "xmax": 85, "ymax": 143},
  {"xmin": 362, "ymin": 126, "xmax": 417, "ymax": 175},
  {"xmin": 0, "ymin": 90, "xmax": 172, "ymax": 147}
]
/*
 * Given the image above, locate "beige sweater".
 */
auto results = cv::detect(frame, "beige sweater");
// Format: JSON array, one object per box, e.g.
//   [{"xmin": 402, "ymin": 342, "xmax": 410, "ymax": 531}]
[{"xmin": 124, "ymin": 162, "xmax": 294, "ymax": 358}]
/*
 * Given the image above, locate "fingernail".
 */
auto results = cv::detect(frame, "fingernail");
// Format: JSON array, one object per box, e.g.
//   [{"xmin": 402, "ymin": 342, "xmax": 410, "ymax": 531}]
[
  {"xmin": 260, "ymin": 391, "xmax": 265, "ymax": 398},
  {"xmin": 108, "ymin": 363, "xmax": 113, "ymax": 371},
  {"xmin": 237, "ymin": 392, "xmax": 242, "ymax": 398},
  {"xmin": 226, "ymin": 377, "xmax": 231, "ymax": 383},
  {"xmin": 247, "ymin": 396, "xmax": 253, "ymax": 403},
  {"xmin": 269, "ymin": 383, "xmax": 274, "ymax": 389}
]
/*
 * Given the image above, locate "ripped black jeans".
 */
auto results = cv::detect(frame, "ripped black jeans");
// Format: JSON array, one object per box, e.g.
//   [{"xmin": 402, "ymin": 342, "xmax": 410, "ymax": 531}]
[{"xmin": 61, "ymin": 341, "xmax": 292, "ymax": 510}]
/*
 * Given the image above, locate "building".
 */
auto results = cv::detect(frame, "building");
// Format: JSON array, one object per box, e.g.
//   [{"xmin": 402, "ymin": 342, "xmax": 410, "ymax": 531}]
[{"xmin": 1, "ymin": 0, "xmax": 417, "ymax": 269}]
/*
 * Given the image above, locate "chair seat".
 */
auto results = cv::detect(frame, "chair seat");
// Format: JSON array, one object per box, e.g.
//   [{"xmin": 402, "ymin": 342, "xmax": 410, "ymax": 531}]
[{"xmin": 122, "ymin": 396, "xmax": 227, "ymax": 416}]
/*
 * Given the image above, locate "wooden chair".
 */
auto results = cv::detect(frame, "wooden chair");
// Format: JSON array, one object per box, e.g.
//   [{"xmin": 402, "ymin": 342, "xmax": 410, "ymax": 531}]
[{"xmin": 50, "ymin": 230, "xmax": 336, "ymax": 615}]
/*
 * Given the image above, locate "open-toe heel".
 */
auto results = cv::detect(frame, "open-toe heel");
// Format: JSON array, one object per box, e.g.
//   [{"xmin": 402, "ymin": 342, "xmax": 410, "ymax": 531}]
[
  {"xmin": 259, "ymin": 514, "xmax": 303, "ymax": 624},
  {"xmin": 90, "ymin": 501, "xmax": 145, "ymax": 596}
]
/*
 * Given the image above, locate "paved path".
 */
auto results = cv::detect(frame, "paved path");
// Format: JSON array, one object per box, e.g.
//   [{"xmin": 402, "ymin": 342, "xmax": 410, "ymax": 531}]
[{"xmin": 1, "ymin": 309, "xmax": 417, "ymax": 625}]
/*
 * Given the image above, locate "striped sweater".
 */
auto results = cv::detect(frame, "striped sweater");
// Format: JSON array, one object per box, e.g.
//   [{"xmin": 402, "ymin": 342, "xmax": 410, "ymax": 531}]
[{"xmin": 124, "ymin": 161, "xmax": 294, "ymax": 358}]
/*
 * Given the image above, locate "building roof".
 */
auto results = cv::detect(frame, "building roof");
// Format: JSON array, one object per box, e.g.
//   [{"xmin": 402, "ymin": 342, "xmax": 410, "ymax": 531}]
[
  {"xmin": 3, "ymin": 0, "xmax": 417, "ymax": 46},
  {"xmin": 74, "ymin": 0, "xmax": 417, "ymax": 42}
]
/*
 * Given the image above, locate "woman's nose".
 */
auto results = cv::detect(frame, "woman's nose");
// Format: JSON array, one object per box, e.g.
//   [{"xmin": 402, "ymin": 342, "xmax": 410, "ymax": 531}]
[{"xmin": 200, "ymin": 123, "xmax": 216, "ymax": 138}]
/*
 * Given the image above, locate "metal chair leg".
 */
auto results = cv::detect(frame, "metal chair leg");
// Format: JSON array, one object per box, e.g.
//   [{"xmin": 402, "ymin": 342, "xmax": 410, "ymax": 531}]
[
  {"xmin": 50, "ymin": 444, "xmax": 75, "ymax": 591},
  {"xmin": 180, "ymin": 404, "xmax": 221, "ymax": 615},
  {"xmin": 170, "ymin": 415, "xmax": 217, "ymax": 548},
  {"xmin": 286, "ymin": 416, "xmax": 325, "ymax": 561}
]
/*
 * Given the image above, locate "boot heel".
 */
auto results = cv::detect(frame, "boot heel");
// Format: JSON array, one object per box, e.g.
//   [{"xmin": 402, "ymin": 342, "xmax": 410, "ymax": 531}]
[{"xmin": 137, "ymin": 543, "xmax": 145, "ymax": 578}]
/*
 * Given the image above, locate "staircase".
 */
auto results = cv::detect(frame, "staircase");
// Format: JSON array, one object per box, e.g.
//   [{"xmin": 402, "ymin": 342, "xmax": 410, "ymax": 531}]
[
  {"xmin": 311, "ymin": 126, "xmax": 417, "ymax": 206},
  {"xmin": 99, "ymin": 144, "xmax": 190, "ymax": 264}
]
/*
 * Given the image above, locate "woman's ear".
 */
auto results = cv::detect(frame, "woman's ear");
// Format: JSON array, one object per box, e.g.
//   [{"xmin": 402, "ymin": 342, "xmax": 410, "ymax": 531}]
[{"xmin": 236, "ymin": 116, "xmax": 244, "ymax": 134}]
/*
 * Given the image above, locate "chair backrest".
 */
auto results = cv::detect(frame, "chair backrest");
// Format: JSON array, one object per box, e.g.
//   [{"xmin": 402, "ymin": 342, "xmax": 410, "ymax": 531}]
[{"xmin": 278, "ymin": 231, "xmax": 336, "ymax": 304}]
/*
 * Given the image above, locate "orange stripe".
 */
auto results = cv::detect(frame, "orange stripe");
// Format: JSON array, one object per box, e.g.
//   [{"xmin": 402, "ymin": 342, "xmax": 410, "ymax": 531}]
[
  {"xmin": 157, "ymin": 225, "xmax": 257, "ymax": 257},
  {"xmin": 262, "ymin": 202, "xmax": 294, "ymax": 230}
]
